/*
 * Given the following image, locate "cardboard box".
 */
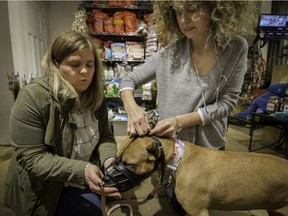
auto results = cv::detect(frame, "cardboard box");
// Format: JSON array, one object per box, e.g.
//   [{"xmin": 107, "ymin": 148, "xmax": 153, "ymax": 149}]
[{"xmin": 271, "ymin": 64, "xmax": 288, "ymax": 84}]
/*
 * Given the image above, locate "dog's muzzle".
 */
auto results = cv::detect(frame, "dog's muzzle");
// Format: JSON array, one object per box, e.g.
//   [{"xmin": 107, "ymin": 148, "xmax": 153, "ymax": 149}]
[{"xmin": 103, "ymin": 136, "xmax": 165, "ymax": 192}]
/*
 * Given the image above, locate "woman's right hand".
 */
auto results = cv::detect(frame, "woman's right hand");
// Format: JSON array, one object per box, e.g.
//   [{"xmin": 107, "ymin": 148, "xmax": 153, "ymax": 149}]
[
  {"xmin": 120, "ymin": 89, "xmax": 150, "ymax": 136},
  {"xmin": 126, "ymin": 105, "xmax": 150, "ymax": 136},
  {"xmin": 149, "ymin": 117, "xmax": 179, "ymax": 137},
  {"xmin": 84, "ymin": 163, "xmax": 121, "ymax": 198}
]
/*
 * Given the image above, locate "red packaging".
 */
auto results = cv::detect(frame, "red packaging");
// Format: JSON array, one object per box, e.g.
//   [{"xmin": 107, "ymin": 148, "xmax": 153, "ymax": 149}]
[
  {"xmin": 113, "ymin": 11, "xmax": 124, "ymax": 33},
  {"xmin": 104, "ymin": 17, "xmax": 115, "ymax": 33},
  {"xmin": 123, "ymin": 10, "xmax": 136, "ymax": 33}
]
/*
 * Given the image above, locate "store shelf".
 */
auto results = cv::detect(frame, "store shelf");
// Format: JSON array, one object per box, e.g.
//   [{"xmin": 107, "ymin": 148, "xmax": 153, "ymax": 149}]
[
  {"xmin": 101, "ymin": 59, "xmax": 145, "ymax": 64},
  {"xmin": 85, "ymin": 5, "xmax": 152, "ymax": 13},
  {"xmin": 90, "ymin": 32, "xmax": 146, "ymax": 42}
]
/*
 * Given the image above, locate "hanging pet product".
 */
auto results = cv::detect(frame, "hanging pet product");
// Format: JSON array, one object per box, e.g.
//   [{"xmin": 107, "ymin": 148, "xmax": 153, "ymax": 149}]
[{"xmin": 71, "ymin": 9, "xmax": 89, "ymax": 34}]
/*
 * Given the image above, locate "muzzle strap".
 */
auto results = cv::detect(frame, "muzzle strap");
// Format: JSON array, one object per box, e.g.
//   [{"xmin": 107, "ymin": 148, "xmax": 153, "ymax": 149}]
[{"xmin": 151, "ymin": 135, "xmax": 166, "ymax": 183}]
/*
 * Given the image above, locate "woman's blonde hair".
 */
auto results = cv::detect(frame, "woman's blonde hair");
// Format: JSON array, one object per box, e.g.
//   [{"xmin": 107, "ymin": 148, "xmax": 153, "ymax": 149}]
[
  {"xmin": 41, "ymin": 31, "xmax": 104, "ymax": 111},
  {"xmin": 153, "ymin": 1, "xmax": 258, "ymax": 47}
]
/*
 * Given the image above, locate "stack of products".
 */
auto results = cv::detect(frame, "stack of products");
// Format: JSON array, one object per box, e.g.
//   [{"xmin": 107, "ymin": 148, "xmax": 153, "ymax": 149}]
[{"xmin": 94, "ymin": 39, "xmax": 145, "ymax": 61}]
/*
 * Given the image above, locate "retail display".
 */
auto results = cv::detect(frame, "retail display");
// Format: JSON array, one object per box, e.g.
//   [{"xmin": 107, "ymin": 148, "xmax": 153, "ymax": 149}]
[
  {"xmin": 71, "ymin": 9, "xmax": 89, "ymax": 34},
  {"xmin": 234, "ymin": 83, "xmax": 288, "ymax": 119},
  {"xmin": 80, "ymin": 0, "xmax": 157, "ymax": 125}
]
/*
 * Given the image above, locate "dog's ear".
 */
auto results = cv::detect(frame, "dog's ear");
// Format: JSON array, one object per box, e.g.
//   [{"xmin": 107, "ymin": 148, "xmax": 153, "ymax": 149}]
[
  {"xmin": 146, "ymin": 140, "xmax": 158, "ymax": 161},
  {"xmin": 116, "ymin": 136, "xmax": 134, "ymax": 157}
]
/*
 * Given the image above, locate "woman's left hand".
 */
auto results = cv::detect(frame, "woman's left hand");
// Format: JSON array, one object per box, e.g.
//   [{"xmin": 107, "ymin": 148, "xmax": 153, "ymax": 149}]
[{"xmin": 149, "ymin": 117, "xmax": 179, "ymax": 137}]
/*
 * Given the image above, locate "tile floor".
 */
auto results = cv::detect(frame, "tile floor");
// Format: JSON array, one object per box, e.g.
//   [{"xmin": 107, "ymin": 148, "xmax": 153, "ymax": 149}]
[{"xmin": 0, "ymin": 124, "xmax": 286, "ymax": 216}]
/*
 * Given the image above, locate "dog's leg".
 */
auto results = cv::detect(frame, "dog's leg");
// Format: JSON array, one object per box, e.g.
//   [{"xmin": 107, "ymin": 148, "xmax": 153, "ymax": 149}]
[
  {"xmin": 177, "ymin": 194, "xmax": 209, "ymax": 216},
  {"xmin": 267, "ymin": 211, "xmax": 284, "ymax": 216},
  {"xmin": 188, "ymin": 209, "xmax": 209, "ymax": 216},
  {"xmin": 267, "ymin": 205, "xmax": 288, "ymax": 216}
]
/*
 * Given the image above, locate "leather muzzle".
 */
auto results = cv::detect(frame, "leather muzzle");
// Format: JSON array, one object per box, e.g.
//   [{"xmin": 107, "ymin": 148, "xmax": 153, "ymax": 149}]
[{"xmin": 103, "ymin": 135, "xmax": 165, "ymax": 192}]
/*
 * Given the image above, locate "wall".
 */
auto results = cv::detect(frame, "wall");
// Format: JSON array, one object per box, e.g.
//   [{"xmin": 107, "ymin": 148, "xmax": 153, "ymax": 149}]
[
  {"xmin": 47, "ymin": 1, "xmax": 79, "ymax": 43},
  {"xmin": 0, "ymin": 1, "xmax": 16, "ymax": 145},
  {"xmin": 260, "ymin": 1, "xmax": 272, "ymax": 62},
  {"xmin": 0, "ymin": 0, "xmax": 79, "ymax": 145}
]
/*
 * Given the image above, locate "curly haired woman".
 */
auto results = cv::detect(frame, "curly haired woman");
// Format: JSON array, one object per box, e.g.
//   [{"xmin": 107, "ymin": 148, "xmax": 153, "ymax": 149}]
[
  {"xmin": 120, "ymin": 1, "xmax": 257, "ymax": 145},
  {"xmin": 119, "ymin": 1, "xmax": 257, "ymax": 214}
]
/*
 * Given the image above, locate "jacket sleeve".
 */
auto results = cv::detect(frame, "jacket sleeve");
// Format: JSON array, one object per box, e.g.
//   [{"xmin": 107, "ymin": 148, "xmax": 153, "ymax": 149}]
[
  {"xmin": 10, "ymin": 85, "xmax": 88, "ymax": 185},
  {"xmin": 92, "ymin": 100, "xmax": 117, "ymax": 168}
]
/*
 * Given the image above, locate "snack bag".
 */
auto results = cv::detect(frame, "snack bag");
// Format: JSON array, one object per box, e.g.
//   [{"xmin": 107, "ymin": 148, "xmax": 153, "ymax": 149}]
[
  {"xmin": 123, "ymin": 11, "xmax": 136, "ymax": 33},
  {"xmin": 125, "ymin": 0, "xmax": 135, "ymax": 6},
  {"xmin": 104, "ymin": 17, "xmax": 115, "ymax": 33},
  {"xmin": 113, "ymin": 11, "xmax": 124, "ymax": 33},
  {"xmin": 117, "ymin": 0, "xmax": 126, "ymax": 6},
  {"xmin": 108, "ymin": 0, "xmax": 118, "ymax": 6},
  {"xmin": 93, "ymin": 10, "xmax": 108, "ymax": 32}
]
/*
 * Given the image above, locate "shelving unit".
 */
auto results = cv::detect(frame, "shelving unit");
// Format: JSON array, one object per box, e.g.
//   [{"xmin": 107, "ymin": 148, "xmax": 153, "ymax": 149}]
[
  {"xmin": 80, "ymin": 1, "xmax": 157, "ymax": 134},
  {"xmin": 90, "ymin": 32, "xmax": 146, "ymax": 42}
]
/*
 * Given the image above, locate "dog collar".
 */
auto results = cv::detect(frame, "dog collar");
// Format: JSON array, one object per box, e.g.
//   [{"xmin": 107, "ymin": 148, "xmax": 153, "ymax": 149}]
[{"xmin": 166, "ymin": 138, "xmax": 185, "ymax": 173}]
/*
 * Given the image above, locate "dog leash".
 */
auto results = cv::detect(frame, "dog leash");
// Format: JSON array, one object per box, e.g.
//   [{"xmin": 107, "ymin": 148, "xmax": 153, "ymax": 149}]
[
  {"xmin": 101, "ymin": 194, "xmax": 133, "ymax": 216},
  {"xmin": 100, "ymin": 183, "xmax": 164, "ymax": 216}
]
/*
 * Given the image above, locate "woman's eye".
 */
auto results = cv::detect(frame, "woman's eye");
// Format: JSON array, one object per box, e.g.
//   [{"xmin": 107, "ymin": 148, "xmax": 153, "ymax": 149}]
[
  {"xmin": 86, "ymin": 64, "xmax": 94, "ymax": 68},
  {"xmin": 175, "ymin": 10, "xmax": 183, "ymax": 15},
  {"xmin": 70, "ymin": 62, "xmax": 81, "ymax": 67}
]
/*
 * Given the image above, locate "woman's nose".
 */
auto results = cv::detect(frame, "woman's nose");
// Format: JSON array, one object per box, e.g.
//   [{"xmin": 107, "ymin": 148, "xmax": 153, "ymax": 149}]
[{"xmin": 80, "ymin": 67, "xmax": 88, "ymax": 75}]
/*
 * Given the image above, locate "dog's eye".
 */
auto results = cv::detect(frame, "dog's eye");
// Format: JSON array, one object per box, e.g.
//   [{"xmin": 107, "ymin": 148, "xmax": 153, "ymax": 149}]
[{"xmin": 123, "ymin": 162, "xmax": 134, "ymax": 167}]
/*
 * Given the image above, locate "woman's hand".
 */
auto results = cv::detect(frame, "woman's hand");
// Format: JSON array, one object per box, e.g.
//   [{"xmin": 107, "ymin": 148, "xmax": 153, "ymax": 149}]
[
  {"xmin": 126, "ymin": 105, "xmax": 150, "ymax": 136},
  {"xmin": 120, "ymin": 89, "xmax": 150, "ymax": 136},
  {"xmin": 84, "ymin": 163, "xmax": 121, "ymax": 198},
  {"xmin": 149, "ymin": 117, "xmax": 180, "ymax": 137}
]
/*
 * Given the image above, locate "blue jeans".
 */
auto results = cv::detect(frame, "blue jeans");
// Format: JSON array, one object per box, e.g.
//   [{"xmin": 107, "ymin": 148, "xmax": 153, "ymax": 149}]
[{"xmin": 55, "ymin": 187, "xmax": 102, "ymax": 216}]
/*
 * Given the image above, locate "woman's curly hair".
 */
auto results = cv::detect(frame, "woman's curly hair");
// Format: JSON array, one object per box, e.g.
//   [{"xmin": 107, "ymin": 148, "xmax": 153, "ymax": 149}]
[{"xmin": 153, "ymin": 1, "xmax": 258, "ymax": 47}]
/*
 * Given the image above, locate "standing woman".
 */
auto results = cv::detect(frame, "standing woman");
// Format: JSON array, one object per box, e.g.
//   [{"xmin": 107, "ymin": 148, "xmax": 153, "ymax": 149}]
[
  {"xmin": 120, "ymin": 1, "xmax": 257, "ymax": 149},
  {"xmin": 5, "ymin": 31, "xmax": 120, "ymax": 216}
]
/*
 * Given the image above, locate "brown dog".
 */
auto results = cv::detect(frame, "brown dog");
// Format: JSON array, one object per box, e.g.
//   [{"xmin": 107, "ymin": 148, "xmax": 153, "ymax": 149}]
[{"xmin": 116, "ymin": 136, "xmax": 288, "ymax": 216}]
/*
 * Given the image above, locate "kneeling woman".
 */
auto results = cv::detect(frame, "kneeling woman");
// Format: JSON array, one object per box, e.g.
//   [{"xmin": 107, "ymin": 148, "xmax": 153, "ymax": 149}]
[{"xmin": 4, "ymin": 31, "xmax": 120, "ymax": 216}]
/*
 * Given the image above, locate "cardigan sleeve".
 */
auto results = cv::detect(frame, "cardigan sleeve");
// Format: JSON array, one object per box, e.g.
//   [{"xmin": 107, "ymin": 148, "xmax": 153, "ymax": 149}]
[{"xmin": 119, "ymin": 51, "xmax": 158, "ymax": 91}]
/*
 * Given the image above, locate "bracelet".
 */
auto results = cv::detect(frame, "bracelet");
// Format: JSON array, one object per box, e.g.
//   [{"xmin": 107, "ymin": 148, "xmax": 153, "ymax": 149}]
[
  {"xmin": 174, "ymin": 116, "xmax": 180, "ymax": 129},
  {"xmin": 85, "ymin": 163, "xmax": 91, "ymax": 169}
]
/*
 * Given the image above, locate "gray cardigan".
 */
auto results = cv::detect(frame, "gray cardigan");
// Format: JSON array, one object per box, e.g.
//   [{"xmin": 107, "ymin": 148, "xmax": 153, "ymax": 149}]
[{"xmin": 120, "ymin": 36, "xmax": 248, "ymax": 148}]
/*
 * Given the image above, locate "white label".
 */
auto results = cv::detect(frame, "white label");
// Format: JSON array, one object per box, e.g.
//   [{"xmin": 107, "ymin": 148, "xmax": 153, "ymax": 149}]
[
  {"xmin": 284, "ymin": 104, "xmax": 288, "ymax": 112},
  {"xmin": 266, "ymin": 103, "xmax": 275, "ymax": 111}
]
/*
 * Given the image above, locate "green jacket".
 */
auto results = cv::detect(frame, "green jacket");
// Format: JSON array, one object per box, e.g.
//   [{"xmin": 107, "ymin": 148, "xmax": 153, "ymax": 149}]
[{"xmin": 4, "ymin": 76, "xmax": 117, "ymax": 216}]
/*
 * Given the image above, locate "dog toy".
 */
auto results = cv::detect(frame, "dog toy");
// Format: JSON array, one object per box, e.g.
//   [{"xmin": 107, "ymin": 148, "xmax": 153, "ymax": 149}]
[{"xmin": 234, "ymin": 83, "xmax": 287, "ymax": 119}]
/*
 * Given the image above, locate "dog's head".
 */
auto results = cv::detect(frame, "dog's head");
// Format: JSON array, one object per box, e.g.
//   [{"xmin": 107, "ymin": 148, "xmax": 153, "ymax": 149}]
[{"xmin": 103, "ymin": 136, "xmax": 171, "ymax": 192}]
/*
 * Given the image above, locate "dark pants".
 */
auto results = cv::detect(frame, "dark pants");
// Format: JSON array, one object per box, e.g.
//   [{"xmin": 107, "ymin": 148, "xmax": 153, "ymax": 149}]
[{"xmin": 55, "ymin": 187, "xmax": 102, "ymax": 216}]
